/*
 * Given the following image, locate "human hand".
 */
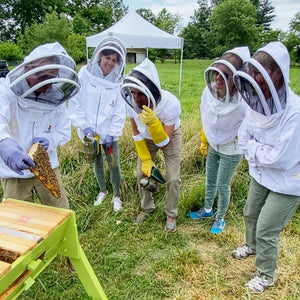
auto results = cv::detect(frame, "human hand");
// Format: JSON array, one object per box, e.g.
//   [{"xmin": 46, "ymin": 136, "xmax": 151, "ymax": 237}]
[
  {"xmin": 103, "ymin": 135, "xmax": 114, "ymax": 149},
  {"xmin": 141, "ymin": 159, "xmax": 155, "ymax": 177},
  {"xmin": 0, "ymin": 138, "xmax": 35, "ymax": 175},
  {"xmin": 83, "ymin": 127, "xmax": 94, "ymax": 138},
  {"xmin": 32, "ymin": 137, "xmax": 49, "ymax": 150},
  {"xmin": 139, "ymin": 105, "xmax": 158, "ymax": 126}
]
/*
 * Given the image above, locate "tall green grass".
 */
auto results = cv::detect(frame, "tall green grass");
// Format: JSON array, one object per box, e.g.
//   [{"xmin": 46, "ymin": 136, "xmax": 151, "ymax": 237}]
[{"xmin": 7, "ymin": 60, "xmax": 300, "ymax": 299}]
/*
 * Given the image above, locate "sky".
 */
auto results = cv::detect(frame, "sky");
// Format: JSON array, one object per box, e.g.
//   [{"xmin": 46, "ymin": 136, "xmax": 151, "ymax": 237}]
[{"xmin": 123, "ymin": 0, "xmax": 300, "ymax": 32}]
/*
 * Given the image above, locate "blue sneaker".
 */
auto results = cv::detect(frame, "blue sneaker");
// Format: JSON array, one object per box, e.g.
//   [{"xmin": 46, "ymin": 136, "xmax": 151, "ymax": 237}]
[
  {"xmin": 210, "ymin": 218, "xmax": 225, "ymax": 234},
  {"xmin": 189, "ymin": 208, "xmax": 213, "ymax": 219}
]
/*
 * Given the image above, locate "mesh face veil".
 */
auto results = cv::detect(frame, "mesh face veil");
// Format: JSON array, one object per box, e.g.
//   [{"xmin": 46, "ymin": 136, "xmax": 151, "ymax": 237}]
[
  {"xmin": 234, "ymin": 58, "xmax": 286, "ymax": 116},
  {"xmin": 87, "ymin": 37, "xmax": 126, "ymax": 82},
  {"xmin": 204, "ymin": 59, "xmax": 237, "ymax": 103},
  {"xmin": 9, "ymin": 53, "xmax": 79, "ymax": 106},
  {"xmin": 121, "ymin": 70, "xmax": 161, "ymax": 114}
]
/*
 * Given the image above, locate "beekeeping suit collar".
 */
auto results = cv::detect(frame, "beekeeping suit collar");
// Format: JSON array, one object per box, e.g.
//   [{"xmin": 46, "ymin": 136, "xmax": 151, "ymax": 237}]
[
  {"xmin": 8, "ymin": 42, "xmax": 79, "ymax": 106},
  {"xmin": 234, "ymin": 42, "xmax": 289, "ymax": 116},
  {"xmin": 204, "ymin": 46, "xmax": 250, "ymax": 103},
  {"xmin": 121, "ymin": 58, "xmax": 162, "ymax": 114},
  {"xmin": 86, "ymin": 36, "xmax": 126, "ymax": 83}
]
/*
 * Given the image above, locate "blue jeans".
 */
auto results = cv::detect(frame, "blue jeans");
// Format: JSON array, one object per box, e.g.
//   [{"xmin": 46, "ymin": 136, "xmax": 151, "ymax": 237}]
[
  {"xmin": 94, "ymin": 141, "xmax": 121, "ymax": 197},
  {"xmin": 204, "ymin": 146, "xmax": 242, "ymax": 219}
]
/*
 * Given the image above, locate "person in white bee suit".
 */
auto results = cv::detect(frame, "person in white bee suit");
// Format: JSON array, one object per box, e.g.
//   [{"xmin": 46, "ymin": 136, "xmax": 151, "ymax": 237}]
[
  {"xmin": 120, "ymin": 58, "xmax": 182, "ymax": 232},
  {"xmin": 231, "ymin": 41, "xmax": 300, "ymax": 294},
  {"xmin": 0, "ymin": 42, "xmax": 80, "ymax": 209},
  {"xmin": 68, "ymin": 37, "xmax": 126, "ymax": 212},
  {"xmin": 189, "ymin": 47, "xmax": 250, "ymax": 234}
]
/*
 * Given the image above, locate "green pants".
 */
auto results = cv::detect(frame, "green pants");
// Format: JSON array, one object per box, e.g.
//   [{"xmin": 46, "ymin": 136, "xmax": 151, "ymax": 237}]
[
  {"xmin": 204, "ymin": 146, "xmax": 242, "ymax": 219},
  {"xmin": 244, "ymin": 177, "xmax": 300, "ymax": 279},
  {"xmin": 137, "ymin": 127, "xmax": 182, "ymax": 218},
  {"xmin": 1, "ymin": 168, "xmax": 69, "ymax": 209},
  {"xmin": 94, "ymin": 141, "xmax": 121, "ymax": 198}
]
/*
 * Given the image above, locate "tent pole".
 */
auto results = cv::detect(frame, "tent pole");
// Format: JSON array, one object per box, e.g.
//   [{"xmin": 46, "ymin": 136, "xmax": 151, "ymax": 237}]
[{"xmin": 179, "ymin": 44, "xmax": 183, "ymax": 96}]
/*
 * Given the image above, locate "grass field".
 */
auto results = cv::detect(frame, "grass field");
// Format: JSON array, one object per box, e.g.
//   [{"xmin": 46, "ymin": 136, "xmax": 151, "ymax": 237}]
[{"xmin": 4, "ymin": 60, "xmax": 300, "ymax": 299}]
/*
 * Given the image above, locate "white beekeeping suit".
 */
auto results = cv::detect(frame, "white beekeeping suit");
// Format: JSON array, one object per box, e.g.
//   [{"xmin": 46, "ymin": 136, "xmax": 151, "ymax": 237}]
[
  {"xmin": 0, "ymin": 42, "xmax": 79, "ymax": 178},
  {"xmin": 68, "ymin": 36, "xmax": 127, "ymax": 144},
  {"xmin": 235, "ymin": 41, "xmax": 300, "ymax": 195},
  {"xmin": 201, "ymin": 46, "xmax": 250, "ymax": 153},
  {"xmin": 121, "ymin": 58, "xmax": 181, "ymax": 142}
]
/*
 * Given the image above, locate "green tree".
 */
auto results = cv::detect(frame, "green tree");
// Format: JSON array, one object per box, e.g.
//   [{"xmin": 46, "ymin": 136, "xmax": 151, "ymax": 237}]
[
  {"xmin": 0, "ymin": 41, "xmax": 23, "ymax": 60},
  {"xmin": 65, "ymin": 33, "xmax": 86, "ymax": 63},
  {"xmin": 0, "ymin": 0, "xmax": 67, "ymax": 41},
  {"xmin": 180, "ymin": 0, "xmax": 213, "ymax": 59},
  {"xmin": 136, "ymin": 9, "xmax": 156, "ymax": 24},
  {"xmin": 285, "ymin": 11, "xmax": 300, "ymax": 64},
  {"xmin": 210, "ymin": 0, "xmax": 258, "ymax": 56},
  {"xmin": 250, "ymin": 0, "xmax": 275, "ymax": 31},
  {"xmin": 17, "ymin": 11, "xmax": 72, "ymax": 56}
]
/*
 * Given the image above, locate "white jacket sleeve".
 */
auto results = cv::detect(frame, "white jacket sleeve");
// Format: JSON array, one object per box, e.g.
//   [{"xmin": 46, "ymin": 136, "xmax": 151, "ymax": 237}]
[
  {"xmin": 47, "ymin": 103, "xmax": 71, "ymax": 152},
  {"xmin": 239, "ymin": 114, "xmax": 300, "ymax": 171},
  {"xmin": 0, "ymin": 80, "xmax": 15, "ymax": 141}
]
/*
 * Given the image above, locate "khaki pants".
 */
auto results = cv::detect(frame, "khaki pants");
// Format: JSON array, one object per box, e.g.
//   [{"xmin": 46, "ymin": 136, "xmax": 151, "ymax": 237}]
[
  {"xmin": 137, "ymin": 127, "xmax": 182, "ymax": 217},
  {"xmin": 1, "ymin": 168, "xmax": 69, "ymax": 209},
  {"xmin": 244, "ymin": 177, "xmax": 300, "ymax": 279}
]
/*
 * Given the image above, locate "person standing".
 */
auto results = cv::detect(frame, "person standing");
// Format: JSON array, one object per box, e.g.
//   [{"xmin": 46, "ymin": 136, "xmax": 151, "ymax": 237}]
[
  {"xmin": 0, "ymin": 42, "xmax": 79, "ymax": 209},
  {"xmin": 68, "ymin": 37, "xmax": 126, "ymax": 212},
  {"xmin": 120, "ymin": 58, "xmax": 182, "ymax": 232},
  {"xmin": 231, "ymin": 41, "xmax": 300, "ymax": 294},
  {"xmin": 189, "ymin": 47, "xmax": 250, "ymax": 234}
]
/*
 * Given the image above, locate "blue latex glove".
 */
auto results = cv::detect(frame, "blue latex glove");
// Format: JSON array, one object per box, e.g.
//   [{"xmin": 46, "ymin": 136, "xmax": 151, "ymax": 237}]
[
  {"xmin": 32, "ymin": 137, "xmax": 49, "ymax": 150},
  {"xmin": 0, "ymin": 138, "xmax": 35, "ymax": 175},
  {"xmin": 83, "ymin": 127, "xmax": 94, "ymax": 138},
  {"xmin": 103, "ymin": 135, "xmax": 114, "ymax": 149}
]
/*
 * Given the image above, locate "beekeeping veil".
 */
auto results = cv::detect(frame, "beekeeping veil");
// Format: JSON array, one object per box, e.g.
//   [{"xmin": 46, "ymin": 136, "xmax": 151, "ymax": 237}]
[
  {"xmin": 121, "ymin": 58, "xmax": 161, "ymax": 114},
  {"xmin": 233, "ymin": 42, "xmax": 288, "ymax": 116},
  {"xmin": 204, "ymin": 46, "xmax": 250, "ymax": 103},
  {"xmin": 86, "ymin": 36, "xmax": 126, "ymax": 83},
  {"xmin": 8, "ymin": 42, "xmax": 79, "ymax": 106}
]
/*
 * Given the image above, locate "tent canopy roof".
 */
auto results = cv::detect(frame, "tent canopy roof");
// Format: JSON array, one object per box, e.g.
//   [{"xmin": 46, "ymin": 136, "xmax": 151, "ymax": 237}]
[{"xmin": 86, "ymin": 11, "xmax": 183, "ymax": 49}]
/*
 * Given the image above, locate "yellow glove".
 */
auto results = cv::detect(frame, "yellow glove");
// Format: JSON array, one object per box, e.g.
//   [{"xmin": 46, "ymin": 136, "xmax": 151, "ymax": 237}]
[
  {"xmin": 134, "ymin": 139, "xmax": 154, "ymax": 177},
  {"xmin": 140, "ymin": 105, "xmax": 169, "ymax": 145},
  {"xmin": 200, "ymin": 128, "xmax": 208, "ymax": 156}
]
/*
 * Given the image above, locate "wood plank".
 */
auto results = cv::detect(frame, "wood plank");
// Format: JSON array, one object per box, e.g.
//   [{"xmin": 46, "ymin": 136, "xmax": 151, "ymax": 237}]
[
  {"xmin": 0, "ymin": 232, "xmax": 37, "ymax": 254},
  {"xmin": 0, "ymin": 261, "xmax": 11, "ymax": 278},
  {"xmin": 0, "ymin": 218, "xmax": 49, "ymax": 239},
  {"xmin": 0, "ymin": 227, "xmax": 42, "ymax": 243},
  {"xmin": 0, "ymin": 204, "xmax": 69, "ymax": 224},
  {"xmin": 3, "ymin": 199, "xmax": 70, "ymax": 217}
]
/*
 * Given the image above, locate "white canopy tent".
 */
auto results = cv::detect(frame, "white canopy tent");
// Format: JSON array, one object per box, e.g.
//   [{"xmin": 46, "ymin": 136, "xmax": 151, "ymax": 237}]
[{"xmin": 86, "ymin": 11, "xmax": 184, "ymax": 95}]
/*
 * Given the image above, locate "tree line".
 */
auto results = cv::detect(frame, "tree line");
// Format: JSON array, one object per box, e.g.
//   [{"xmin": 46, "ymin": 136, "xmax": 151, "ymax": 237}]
[{"xmin": 0, "ymin": 0, "xmax": 299, "ymax": 64}]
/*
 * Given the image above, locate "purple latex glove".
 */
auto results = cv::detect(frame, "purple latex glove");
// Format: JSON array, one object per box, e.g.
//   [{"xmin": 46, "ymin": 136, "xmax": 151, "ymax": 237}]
[
  {"xmin": 0, "ymin": 138, "xmax": 35, "ymax": 175},
  {"xmin": 83, "ymin": 127, "xmax": 95, "ymax": 138},
  {"xmin": 32, "ymin": 137, "xmax": 49, "ymax": 150},
  {"xmin": 103, "ymin": 135, "xmax": 114, "ymax": 149}
]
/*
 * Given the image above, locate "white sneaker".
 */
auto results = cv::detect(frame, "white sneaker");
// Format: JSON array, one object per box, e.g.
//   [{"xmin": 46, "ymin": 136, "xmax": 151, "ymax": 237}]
[
  {"xmin": 111, "ymin": 196, "xmax": 123, "ymax": 212},
  {"xmin": 232, "ymin": 243, "xmax": 256, "ymax": 259},
  {"xmin": 94, "ymin": 191, "xmax": 108, "ymax": 206},
  {"xmin": 245, "ymin": 272, "xmax": 274, "ymax": 294}
]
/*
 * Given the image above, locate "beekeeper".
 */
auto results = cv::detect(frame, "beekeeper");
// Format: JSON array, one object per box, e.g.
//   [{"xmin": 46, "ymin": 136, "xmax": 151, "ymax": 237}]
[
  {"xmin": 0, "ymin": 42, "xmax": 80, "ymax": 209},
  {"xmin": 68, "ymin": 36, "xmax": 126, "ymax": 212},
  {"xmin": 189, "ymin": 47, "xmax": 250, "ymax": 234},
  {"xmin": 231, "ymin": 41, "xmax": 300, "ymax": 294},
  {"xmin": 121, "ymin": 58, "xmax": 182, "ymax": 232}
]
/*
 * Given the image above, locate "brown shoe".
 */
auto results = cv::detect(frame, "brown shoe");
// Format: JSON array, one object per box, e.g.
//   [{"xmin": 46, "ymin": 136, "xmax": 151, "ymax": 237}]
[{"xmin": 135, "ymin": 210, "xmax": 153, "ymax": 224}]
